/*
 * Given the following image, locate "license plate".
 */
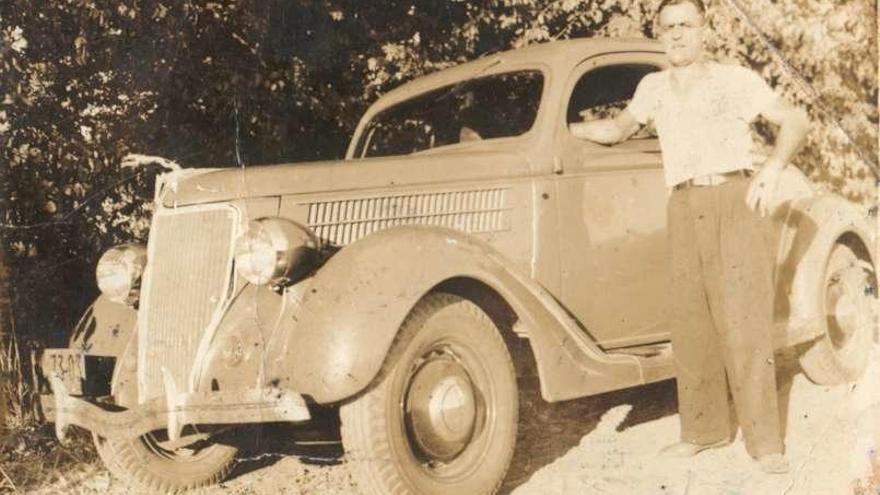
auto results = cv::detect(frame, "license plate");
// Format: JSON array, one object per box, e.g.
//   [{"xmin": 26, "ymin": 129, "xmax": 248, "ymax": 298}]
[{"xmin": 42, "ymin": 349, "xmax": 86, "ymax": 395}]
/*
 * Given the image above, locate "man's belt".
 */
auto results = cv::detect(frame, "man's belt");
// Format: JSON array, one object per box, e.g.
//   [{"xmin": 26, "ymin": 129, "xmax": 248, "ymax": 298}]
[{"xmin": 673, "ymin": 169, "xmax": 754, "ymax": 190}]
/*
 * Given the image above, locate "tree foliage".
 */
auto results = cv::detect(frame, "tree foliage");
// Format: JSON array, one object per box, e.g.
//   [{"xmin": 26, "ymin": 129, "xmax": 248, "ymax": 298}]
[{"xmin": 0, "ymin": 0, "xmax": 876, "ymax": 349}]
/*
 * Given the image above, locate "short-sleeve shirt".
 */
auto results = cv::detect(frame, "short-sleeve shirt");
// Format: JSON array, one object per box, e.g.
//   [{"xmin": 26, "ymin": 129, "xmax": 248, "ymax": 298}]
[{"xmin": 625, "ymin": 62, "xmax": 778, "ymax": 187}]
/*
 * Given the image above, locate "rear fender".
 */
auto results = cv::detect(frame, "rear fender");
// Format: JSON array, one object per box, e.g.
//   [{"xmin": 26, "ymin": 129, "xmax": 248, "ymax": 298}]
[
  {"xmin": 776, "ymin": 194, "xmax": 876, "ymax": 346},
  {"xmin": 266, "ymin": 225, "xmax": 645, "ymax": 404}
]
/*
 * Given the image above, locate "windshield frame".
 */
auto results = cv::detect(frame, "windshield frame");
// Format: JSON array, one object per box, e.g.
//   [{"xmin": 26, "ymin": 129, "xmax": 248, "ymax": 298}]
[{"xmin": 346, "ymin": 62, "xmax": 551, "ymax": 160}]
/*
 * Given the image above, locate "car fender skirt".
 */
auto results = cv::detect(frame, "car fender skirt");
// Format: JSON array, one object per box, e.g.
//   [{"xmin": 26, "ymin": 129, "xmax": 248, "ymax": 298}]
[{"xmin": 269, "ymin": 225, "xmax": 651, "ymax": 404}]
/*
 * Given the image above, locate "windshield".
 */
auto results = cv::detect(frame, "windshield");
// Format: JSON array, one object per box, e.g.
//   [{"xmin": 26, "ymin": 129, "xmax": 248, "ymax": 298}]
[{"xmin": 355, "ymin": 70, "xmax": 544, "ymax": 158}]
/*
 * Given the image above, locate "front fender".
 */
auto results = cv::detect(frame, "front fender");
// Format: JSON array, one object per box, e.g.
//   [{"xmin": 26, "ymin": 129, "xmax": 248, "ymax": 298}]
[
  {"xmin": 267, "ymin": 225, "xmax": 645, "ymax": 404},
  {"xmin": 778, "ymin": 193, "xmax": 875, "ymax": 346},
  {"xmin": 63, "ymin": 295, "xmax": 138, "ymax": 407},
  {"xmin": 69, "ymin": 295, "xmax": 137, "ymax": 355}
]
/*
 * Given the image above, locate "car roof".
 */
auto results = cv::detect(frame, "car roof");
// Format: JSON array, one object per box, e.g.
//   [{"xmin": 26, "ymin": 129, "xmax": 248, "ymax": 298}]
[
  {"xmin": 346, "ymin": 37, "xmax": 664, "ymax": 159},
  {"xmin": 370, "ymin": 37, "xmax": 663, "ymax": 113}
]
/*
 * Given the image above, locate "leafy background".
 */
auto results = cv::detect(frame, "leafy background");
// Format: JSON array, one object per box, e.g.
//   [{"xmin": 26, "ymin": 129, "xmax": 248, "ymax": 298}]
[{"xmin": 0, "ymin": 0, "xmax": 877, "ymax": 422}]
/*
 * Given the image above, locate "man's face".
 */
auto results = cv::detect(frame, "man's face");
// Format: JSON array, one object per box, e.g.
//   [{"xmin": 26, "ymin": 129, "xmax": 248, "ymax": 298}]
[{"xmin": 658, "ymin": 3, "xmax": 706, "ymax": 67}]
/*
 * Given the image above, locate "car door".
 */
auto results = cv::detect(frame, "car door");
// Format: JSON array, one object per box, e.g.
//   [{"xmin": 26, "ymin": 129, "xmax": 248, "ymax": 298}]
[{"xmin": 553, "ymin": 52, "xmax": 671, "ymax": 348}]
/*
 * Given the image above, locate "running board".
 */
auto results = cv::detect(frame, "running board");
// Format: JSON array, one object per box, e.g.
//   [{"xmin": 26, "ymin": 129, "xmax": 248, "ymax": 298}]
[
  {"xmin": 532, "ymin": 331, "xmax": 676, "ymax": 403},
  {"xmin": 606, "ymin": 342, "xmax": 675, "ymax": 385}
]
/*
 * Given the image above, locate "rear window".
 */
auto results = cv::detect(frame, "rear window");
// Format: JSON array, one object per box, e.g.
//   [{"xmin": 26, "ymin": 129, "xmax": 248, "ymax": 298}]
[{"xmin": 356, "ymin": 70, "xmax": 544, "ymax": 158}]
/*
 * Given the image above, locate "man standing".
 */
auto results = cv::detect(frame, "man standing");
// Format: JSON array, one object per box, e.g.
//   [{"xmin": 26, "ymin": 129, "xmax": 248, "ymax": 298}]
[{"xmin": 570, "ymin": 0, "xmax": 809, "ymax": 474}]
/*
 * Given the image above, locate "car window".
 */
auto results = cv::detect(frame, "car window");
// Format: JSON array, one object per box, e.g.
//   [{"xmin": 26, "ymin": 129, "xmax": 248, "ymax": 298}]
[
  {"xmin": 566, "ymin": 63, "xmax": 660, "ymax": 137},
  {"xmin": 357, "ymin": 70, "xmax": 543, "ymax": 158}
]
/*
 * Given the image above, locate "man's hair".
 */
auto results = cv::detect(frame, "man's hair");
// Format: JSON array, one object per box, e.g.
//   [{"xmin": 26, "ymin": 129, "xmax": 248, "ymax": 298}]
[{"xmin": 657, "ymin": 0, "xmax": 706, "ymax": 17}]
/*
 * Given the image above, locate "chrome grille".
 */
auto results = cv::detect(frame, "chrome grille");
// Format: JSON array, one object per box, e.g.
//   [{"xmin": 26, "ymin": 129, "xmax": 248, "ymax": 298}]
[
  {"xmin": 138, "ymin": 206, "xmax": 237, "ymax": 401},
  {"xmin": 305, "ymin": 188, "xmax": 509, "ymax": 246}
]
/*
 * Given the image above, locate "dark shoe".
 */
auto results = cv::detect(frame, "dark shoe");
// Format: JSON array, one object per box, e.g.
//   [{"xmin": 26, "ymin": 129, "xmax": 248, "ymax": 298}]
[
  {"xmin": 659, "ymin": 438, "xmax": 729, "ymax": 458},
  {"xmin": 758, "ymin": 453, "xmax": 790, "ymax": 474}
]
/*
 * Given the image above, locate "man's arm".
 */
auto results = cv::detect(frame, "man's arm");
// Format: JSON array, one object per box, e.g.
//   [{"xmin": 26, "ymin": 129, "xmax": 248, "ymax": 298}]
[
  {"xmin": 745, "ymin": 99, "xmax": 810, "ymax": 216},
  {"xmin": 760, "ymin": 100, "xmax": 810, "ymax": 168},
  {"xmin": 569, "ymin": 109, "xmax": 642, "ymax": 145}
]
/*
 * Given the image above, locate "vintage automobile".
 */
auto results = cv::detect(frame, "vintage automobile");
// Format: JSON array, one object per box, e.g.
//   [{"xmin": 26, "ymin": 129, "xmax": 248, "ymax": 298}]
[{"xmin": 40, "ymin": 38, "xmax": 876, "ymax": 494}]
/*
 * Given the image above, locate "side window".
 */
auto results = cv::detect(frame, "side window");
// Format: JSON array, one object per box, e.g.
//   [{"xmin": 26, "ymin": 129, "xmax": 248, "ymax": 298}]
[
  {"xmin": 357, "ymin": 71, "xmax": 544, "ymax": 158},
  {"xmin": 566, "ymin": 63, "xmax": 660, "ymax": 137}
]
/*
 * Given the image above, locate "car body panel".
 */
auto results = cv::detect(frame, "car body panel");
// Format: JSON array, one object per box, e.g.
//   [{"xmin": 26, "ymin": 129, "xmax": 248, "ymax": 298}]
[
  {"xmin": 165, "ymin": 147, "xmax": 534, "ymax": 207},
  {"xmin": 552, "ymin": 51, "xmax": 669, "ymax": 346},
  {"xmin": 191, "ymin": 284, "xmax": 282, "ymax": 393},
  {"xmin": 262, "ymin": 225, "xmax": 652, "ymax": 404}
]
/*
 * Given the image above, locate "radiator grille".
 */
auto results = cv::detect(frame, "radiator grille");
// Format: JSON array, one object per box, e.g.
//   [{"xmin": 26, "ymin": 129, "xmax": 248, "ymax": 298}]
[
  {"xmin": 305, "ymin": 188, "xmax": 509, "ymax": 246},
  {"xmin": 139, "ymin": 207, "xmax": 236, "ymax": 401}
]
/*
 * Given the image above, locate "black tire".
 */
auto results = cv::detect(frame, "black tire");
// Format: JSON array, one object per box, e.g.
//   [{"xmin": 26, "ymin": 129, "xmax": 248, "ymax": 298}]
[
  {"xmin": 340, "ymin": 293, "xmax": 518, "ymax": 495},
  {"xmin": 799, "ymin": 243, "xmax": 877, "ymax": 385},
  {"xmin": 93, "ymin": 429, "xmax": 237, "ymax": 493}
]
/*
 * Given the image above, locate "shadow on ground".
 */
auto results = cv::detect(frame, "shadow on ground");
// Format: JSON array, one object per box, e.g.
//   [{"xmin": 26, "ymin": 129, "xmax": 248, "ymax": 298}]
[
  {"xmin": 774, "ymin": 346, "xmax": 805, "ymax": 440},
  {"xmin": 227, "ymin": 407, "xmax": 344, "ymax": 480},
  {"xmin": 499, "ymin": 377, "xmax": 678, "ymax": 494},
  {"xmin": 500, "ymin": 346, "xmax": 804, "ymax": 494}
]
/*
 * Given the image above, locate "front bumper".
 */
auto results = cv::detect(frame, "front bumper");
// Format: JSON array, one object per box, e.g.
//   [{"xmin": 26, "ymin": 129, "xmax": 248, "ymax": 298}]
[{"xmin": 46, "ymin": 373, "xmax": 311, "ymax": 443}]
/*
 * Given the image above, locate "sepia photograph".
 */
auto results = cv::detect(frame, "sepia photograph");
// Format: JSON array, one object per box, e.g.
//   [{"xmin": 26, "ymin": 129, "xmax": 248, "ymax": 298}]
[{"xmin": 0, "ymin": 0, "xmax": 877, "ymax": 493}]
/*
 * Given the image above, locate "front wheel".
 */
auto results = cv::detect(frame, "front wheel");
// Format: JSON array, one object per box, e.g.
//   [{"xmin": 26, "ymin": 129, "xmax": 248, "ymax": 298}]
[
  {"xmin": 799, "ymin": 243, "xmax": 877, "ymax": 385},
  {"xmin": 93, "ymin": 428, "xmax": 237, "ymax": 493},
  {"xmin": 340, "ymin": 293, "xmax": 518, "ymax": 495}
]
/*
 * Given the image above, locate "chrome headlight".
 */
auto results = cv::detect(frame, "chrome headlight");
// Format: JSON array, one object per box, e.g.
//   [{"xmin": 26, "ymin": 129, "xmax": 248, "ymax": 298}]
[
  {"xmin": 233, "ymin": 218, "xmax": 317, "ymax": 286},
  {"xmin": 95, "ymin": 244, "xmax": 147, "ymax": 304}
]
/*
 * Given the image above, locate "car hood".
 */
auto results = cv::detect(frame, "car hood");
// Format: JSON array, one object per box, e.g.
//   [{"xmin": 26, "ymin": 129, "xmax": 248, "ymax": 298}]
[{"xmin": 162, "ymin": 145, "xmax": 533, "ymax": 207}]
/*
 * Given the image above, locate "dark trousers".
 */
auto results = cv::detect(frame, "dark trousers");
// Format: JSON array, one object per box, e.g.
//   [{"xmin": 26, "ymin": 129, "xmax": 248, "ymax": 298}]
[{"xmin": 667, "ymin": 177, "xmax": 784, "ymax": 458}]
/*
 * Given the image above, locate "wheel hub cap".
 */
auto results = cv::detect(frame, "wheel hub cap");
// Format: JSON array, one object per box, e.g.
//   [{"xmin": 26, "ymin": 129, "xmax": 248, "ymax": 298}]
[
  {"xmin": 405, "ymin": 352, "xmax": 478, "ymax": 462},
  {"xmin": 827, "ymin": 276, "xmax": 862, "ymax": 348}
]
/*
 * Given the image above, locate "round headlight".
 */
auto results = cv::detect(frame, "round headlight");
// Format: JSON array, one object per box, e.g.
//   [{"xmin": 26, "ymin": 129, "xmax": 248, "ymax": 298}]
[
  {"xmin": 233, "ymin": 218, "xmax": 317, "ymax": 286},
  {"xmin": 95, "ymin": 244, "xmax": 147, "ymax": 304}
]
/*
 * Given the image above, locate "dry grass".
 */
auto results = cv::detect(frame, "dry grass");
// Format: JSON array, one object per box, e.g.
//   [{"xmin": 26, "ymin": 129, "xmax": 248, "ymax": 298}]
[
  {"xmin": 0, "ymin": 334, "xmax": 33, "ymax": 429},
  {"xmin": 0, "ymin": 335, "xmax": 78, "ymax": 493},
  {"xmin": 0, "ymin": 425, "xmax": 98, "ymax": 493}
]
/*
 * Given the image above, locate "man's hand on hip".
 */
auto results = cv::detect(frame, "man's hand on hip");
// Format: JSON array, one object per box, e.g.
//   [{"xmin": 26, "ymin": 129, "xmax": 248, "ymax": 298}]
[
  {"xmin": 748, "ymin": 100, "xmax": 809, "ymax": 217},
  {"xmin": 746, "ymin": 158, "xmax": 788, "ymax": 217}
]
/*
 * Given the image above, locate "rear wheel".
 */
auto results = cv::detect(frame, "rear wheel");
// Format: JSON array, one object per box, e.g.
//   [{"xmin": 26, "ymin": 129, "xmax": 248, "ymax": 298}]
[
  {"xmin": 799, "ymin": 243, "xmax": 877, "ymax": 385},
  {"xmin": 340, "ymin": 293, "xmax": 518, "ymax": 495},
  {"xmin": 93, "ymin": 428, "xmax": 237, "ymax": 493}
]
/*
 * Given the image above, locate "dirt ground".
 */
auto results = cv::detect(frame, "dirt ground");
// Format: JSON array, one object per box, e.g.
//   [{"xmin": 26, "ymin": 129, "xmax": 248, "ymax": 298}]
[{"xmin": 18, "ymin": 345, "xmax": 880, "ymax": 495}]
